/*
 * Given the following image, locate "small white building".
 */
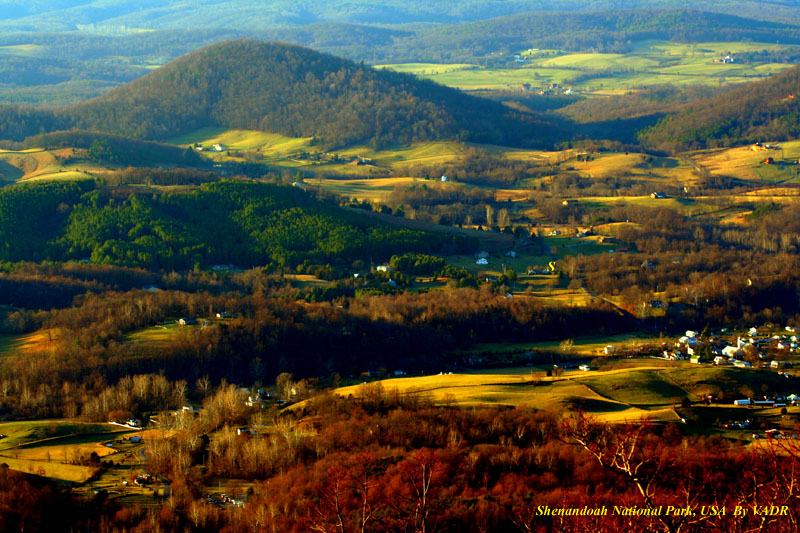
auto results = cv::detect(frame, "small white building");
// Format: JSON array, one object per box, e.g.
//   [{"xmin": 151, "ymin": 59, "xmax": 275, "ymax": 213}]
[
  {"xmin": 722, "ymin": 346, "xmax": 742, "ymax": 358},
  {"xmin": 476, "ymin": 258, "xmax": 489, "ymax": 265}
]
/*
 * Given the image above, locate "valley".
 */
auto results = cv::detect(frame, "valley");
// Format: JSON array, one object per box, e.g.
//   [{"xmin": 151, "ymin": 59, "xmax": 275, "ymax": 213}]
[{"xmin": 2, "ymin": 2, "xmax": 800, "ymax": 531}]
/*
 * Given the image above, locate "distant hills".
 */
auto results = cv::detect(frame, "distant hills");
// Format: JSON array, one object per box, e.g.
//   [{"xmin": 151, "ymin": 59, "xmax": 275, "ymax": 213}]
[
  {"xmin": 1, "ymin": 1, "xmax": 799, "ymax": 32},
  {"xmin": 0, "ymin": 40, "xmax": 558, "ymax": 148},
  {"xmin": 3, "ymin": 7, "xmax": 800, "ymax": 108},
  {"xmin": 639, "ymin": 65, "xmax": 800, "ymax": 152}
]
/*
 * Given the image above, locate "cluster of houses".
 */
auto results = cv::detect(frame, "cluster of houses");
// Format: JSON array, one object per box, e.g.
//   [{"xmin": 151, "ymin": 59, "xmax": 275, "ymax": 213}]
[{"xmin": 660, "ymin": 327, "xmax": 800, "ymax": 367}]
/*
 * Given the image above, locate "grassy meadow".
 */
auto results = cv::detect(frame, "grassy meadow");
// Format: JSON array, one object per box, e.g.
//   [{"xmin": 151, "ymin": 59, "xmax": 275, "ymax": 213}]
[
  {"xmin": 333, "ymin": 363, "xmax": 796, "ymax": 424},
  {"xmin": 380, "ymin": 40, "xmax": 800, "ymax": 94}
]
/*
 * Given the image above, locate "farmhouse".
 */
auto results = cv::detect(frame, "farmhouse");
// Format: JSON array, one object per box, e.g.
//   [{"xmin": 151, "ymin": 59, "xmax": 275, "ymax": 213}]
[
  {"xmin": 476, "ymin": 258, "xmax": 489, "ymax": 265},
  {"xmin": 650, "ymin": 192, "xmax": 667, "ymax": 199}
]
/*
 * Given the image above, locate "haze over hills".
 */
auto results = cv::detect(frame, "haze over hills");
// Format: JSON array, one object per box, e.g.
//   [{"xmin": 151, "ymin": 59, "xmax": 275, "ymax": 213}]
[
  {"xmin": 1, "ymin": 5, "xmax": 800, "ymax": 112},
  {"xmin": 0, "ymin": 40, "xmax": 559, "ymax": 148},
  {"xmin": 1, "ymin": 0, "xmax": 800, "ymax": 31}
]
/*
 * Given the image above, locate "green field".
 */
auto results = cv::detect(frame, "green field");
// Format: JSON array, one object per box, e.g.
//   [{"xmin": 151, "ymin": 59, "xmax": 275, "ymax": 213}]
[
  {"xmin": 123, "ymin": 321, "xmax": 201, "ymax": 349},
  {"xmin": 375, "ymin": 63, "xmax": 477, "ymax": 75},
  {"xmin": 382, "ymin": 40, "xmax": 800, "ymax": 94},
  {"xmin": 0, "ymin": 420, "xmax": 121, "ymax": 450},
  {"xmin": 538, "ymin": 53, "xmax": 659, "ymax": 70},
  {"xmin": 0, "ymin": 44, "xmax": 44, "ymax": 56},
  {"xmin": 315, "ymin": 177, "xmax": 418, "ymax": 201}
]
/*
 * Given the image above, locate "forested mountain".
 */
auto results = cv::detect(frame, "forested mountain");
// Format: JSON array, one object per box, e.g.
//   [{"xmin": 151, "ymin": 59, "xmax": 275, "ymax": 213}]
[
  {"xmin": 0, "ymin": 180, "xmax": 463, "ymax": 270},
  {"xmin": 4, "ymin": 8, "xmax": 800, "ymax": 66},
  {"xmin": 364, "ymin": 9, "xmax": 800, "ymax": 63},
  {"xmin": 41, "ymin": 40, "xmax": 553, "ymax": 148},
  {"xmin": 639, "ymin": 65, "xmax": 800, "ymax": 152},
  {"xmin": 1, "ymin": 1, "xmax": 799, "ymax": 32}
]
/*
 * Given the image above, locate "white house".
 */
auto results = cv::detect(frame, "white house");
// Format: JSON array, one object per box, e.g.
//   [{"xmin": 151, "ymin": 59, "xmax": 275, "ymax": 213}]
[
  {"xmin": 476, "ymin": 258, "xmax": 489, "ymax": 265},
  {"xmin": 722, "ymin": 346, "xmax": 740, "ymax": 357}
]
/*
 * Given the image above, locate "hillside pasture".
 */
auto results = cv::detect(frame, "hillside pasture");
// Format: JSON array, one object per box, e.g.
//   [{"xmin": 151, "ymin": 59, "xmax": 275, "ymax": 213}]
[
  {"xmin": 693, "ymin": 145, "xmax": 800, "ymax": 183},
  {"xmin": 0, "ymin": 456, "xmax": 97, "ymax": 484},
  {"xmin": 333, "ymin": 365, "xmax": 693, "ymax": 422},
  {"xmin": 123, "ymin": 322, "xmax": 192, "ymax": 349},
  {"xmin": 168, "ymin": 127, "xmax": 317, "ymax": 159},
  {"xmin": 536, "ymin": 53, "xmax": 658, "ymax": 70},
  {"xmin": 0, "ymin": 330, "xmax": 59, "ymax": 358},
  {"xmin": 386, "ymin": 40, "xmax": 800, "ymax": 94},
  {"xmin": 333, "ymin": 363, "xmax": 790, "ymax": 423},
  {"xmin": 375, "ymin": 63, "xmax": 477, "ymax": 75},
  {"xmin": 0, "ymin": 420, "xmax": 124, "ymax": 450},
  {"xmin": 315, "ymin": 177, "xmax": 417, "ymax": 201},
  {"xmin": 0, "ymin": 44, "xmax": 45, "ymax": 56}
]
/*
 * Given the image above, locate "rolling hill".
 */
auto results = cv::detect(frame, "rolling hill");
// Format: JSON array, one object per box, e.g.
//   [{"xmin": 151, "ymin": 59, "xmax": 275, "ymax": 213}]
[
  {"xmin": 0, "ymin": 179, "xmax": 466, "ymax": 269},
  {"xmin": 60, "ymin": 40, "xmax": 557, "ymax": 148},
  {"xmin": 639, "ymin": 65, "xmax": 800, "ymax": 152}
]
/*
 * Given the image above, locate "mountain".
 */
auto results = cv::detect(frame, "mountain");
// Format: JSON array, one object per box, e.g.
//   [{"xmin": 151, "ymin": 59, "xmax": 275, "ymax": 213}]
[
  {"xmin": 369, "ymin": 9, "xmax": 800, "ymax": 63},
  {"xmin": 1, "ymin": 1, "xmax": 799, "ymax": 32},
  {"xmin": 638, "ymin": 66, "xmax": 800, "ymax": 153},
  {"xmin": 64, "ymin": 39, "xmax": 556, "ymax": 148}
]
